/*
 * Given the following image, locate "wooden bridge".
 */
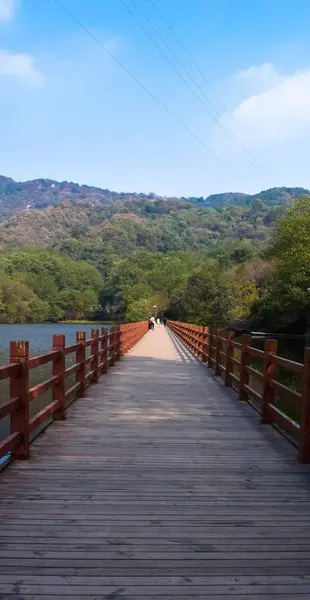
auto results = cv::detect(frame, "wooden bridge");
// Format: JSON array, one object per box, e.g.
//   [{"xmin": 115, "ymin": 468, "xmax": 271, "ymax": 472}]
[{"xmin": 1, "ymin": 321, "xmax": 310, "ymax": 598}]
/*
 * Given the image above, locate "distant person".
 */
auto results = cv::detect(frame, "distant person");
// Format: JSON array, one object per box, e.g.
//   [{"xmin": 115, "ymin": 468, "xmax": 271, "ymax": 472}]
[
  {"xmin": 148, "ymin": 317, "xmax": 153, "ymax": 331},
  {"xmin": 150, "ymin": 316, "xmax": 155, "ymax": 330},
  {"xmin": 156, "ymin": 317, "xmax": 160, "ymax": 327},
  {"xmin": 163, "ymin": 317, "xmax": 167, "ymax": 327}
]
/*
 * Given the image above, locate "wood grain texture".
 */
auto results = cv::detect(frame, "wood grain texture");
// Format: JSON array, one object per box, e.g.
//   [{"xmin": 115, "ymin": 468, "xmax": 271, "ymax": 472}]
[{"xmin": 1, "ymin": 326, "xmax": 310, "ymax": 598}]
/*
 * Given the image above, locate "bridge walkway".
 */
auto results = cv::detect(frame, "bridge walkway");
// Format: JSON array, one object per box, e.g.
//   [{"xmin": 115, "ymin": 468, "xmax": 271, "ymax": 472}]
[{"xmin": 1, "ymin": 326, "xmax": 310, "ymax": 598}]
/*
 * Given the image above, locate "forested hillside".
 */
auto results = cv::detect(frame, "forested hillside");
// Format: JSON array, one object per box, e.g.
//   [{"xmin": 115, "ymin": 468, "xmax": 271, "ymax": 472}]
[
  {"xmin": 0, "ymin": 174, "xmax": 308, "ymax": 221},
  {"xmin": 0, "ymin": 192, "xmax": 289, "ymax": 251},
  {"xmin": 0, "ymin": 174, "xmax": 310, "ymax": 333},
  {"xmin": 186, "ymin": 187, "xmax": 309, "ymax": 207},
  {"xmin": 0, "ymin": 175, "xmax": 158, "ymax": 221}
]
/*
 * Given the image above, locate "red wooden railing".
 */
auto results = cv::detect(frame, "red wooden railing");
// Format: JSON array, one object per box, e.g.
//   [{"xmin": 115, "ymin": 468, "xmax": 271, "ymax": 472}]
[
  {"xmin": 0, "ymin": 321, "xmax": 148, "ymax": 464},
  {"xmin": 168, "ymin": 321, "xmax": 310, "ymax": 463}
]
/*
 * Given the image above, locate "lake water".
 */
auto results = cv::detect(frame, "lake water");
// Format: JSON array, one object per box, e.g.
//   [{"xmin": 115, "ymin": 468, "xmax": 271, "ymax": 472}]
[
  {"xmin": 0, "ymin": 323, "xmax": 108, "ymax": 366},
  {"xmin": 0, "ymin": 323, "xmax": 111, "ymax": 464}
]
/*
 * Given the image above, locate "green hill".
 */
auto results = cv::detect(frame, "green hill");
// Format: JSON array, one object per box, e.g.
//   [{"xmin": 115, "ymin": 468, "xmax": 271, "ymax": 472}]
[
  {"xmin": 0, "ymin": 174, "xmax": 307, "ymax": 253},
  {"xmin": 186, "ymin": 187, "xmax": 309, "ymax": 207},
  {"xmin": 0, "ymin": 174, "xmax": 308, "ymax": 221},
  {"xmin": 0, "ymin": 175, "xmax": 163, "ymax": 222},
  {"xmin": 1, "ymin": 174, "xmax": 310, "ymax": 330},
  {"xmin": 0, "ymin": 192, "xmax": 287, "ymax": 253}
]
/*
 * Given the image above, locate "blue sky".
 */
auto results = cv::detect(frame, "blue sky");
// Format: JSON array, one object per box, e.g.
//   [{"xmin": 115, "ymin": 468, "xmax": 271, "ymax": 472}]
[{"xmin": 1, "ymin": 0, "xmax": 310, "ymax": 196}]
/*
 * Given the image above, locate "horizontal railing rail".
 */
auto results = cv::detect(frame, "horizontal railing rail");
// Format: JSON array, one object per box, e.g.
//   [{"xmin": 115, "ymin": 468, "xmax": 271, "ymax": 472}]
[
  {"xmin": 0, "ymin": 321, "xmax": 148, "ymax": 466},
  {"xmin": 168, "ymin": 320, "xmax": 310, "ymax": 463}
]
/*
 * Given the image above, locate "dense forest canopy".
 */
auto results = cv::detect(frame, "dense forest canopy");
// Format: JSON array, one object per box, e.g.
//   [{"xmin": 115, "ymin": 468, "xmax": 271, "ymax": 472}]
[
  {"xmin": 0, "ymin": 251, "xmax": 102, "ymax": 323},
  {"xmin": 0, "ymin": 188, "xmax": 294, "ymax": 251},
  {"xmin": 0, "ymin": 174, "xmax": 309, "ymax": 331}
]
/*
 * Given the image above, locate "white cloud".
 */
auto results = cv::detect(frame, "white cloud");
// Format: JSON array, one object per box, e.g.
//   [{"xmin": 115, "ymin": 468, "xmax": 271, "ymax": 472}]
[
  {"xmin": 0, "ymin": 0, "xmax": 16, "ymax": 21},
  {"xmin": 228, "ymin": 65, "xmax": 310, "ymax": 146},
  {"xmin": 0, "ymin": 49, "xmax": 43, "ymax": 84},
  {"xmin": 236, "ymin": 63, "xmax": 282, "ymax": 91}
]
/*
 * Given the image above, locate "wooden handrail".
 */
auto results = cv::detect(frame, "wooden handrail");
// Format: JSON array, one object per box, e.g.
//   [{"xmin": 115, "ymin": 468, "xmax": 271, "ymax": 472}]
[
  {"xmin": 0, "ymin": 321, "xmax": 148, "ymax": 466},
  {"xmin": 0, "ymin": 363, "xmax": 21, "ymax": 381},
  {"xmin": 168, "ymin": 320, "xmax": 310, "ymax": 463},
  {"xmin": 0, "ymin": 397, "xmax": 21, "ymax": 420}
]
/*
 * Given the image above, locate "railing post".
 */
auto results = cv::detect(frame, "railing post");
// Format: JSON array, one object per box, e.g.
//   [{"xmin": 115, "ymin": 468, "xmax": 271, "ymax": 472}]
[
  {"xmin": 10, "ymin": 341, "xmax": 30, "ymax": 459},
  {"xmin": 101, "ymin": 327, "xmax": 108, "ymax": 373},
  {"xmin": 299, "ymin": 347, "xmax": 310, "ymax": 462},
  {"xmin": 187, "ymin": 325, "xmax": 192, "ymax": 351},
  {"xmin": 239, "ymin": 334, "xmax": 251, "ymax": 401},
  {"xmin": 261, "ymin": 338, "xmax": 278, "ymax": 423},
  {"xmin": 191, "ymin": 326, "xmax": 195, "ymax": 355},
  {"xmin": 207, "ymin": 327, "xmax": 214, "ymax": 368},
  {"xmin": 195, "ymin": 327, "xmax": 200, "ymax": 357},
  {"xmin": 110, "ymin": 326, "xmax": 116, "ymax": 366},
  {"xmin": 224, "ymin": 331, "xmax": 235, "ymax": 387},
  {"xmin": 191, "ymin": 326, "xmax": 196, "ymax": 355},
  {"xmin": 199, "ymin": 326, "xmax": 204, "ymax": 359},
  {"xmin": 115, "ymin": 325, "xmax": 121, "ymax": 361},
  {"xmin": 52, "ymin": 335, "xmax": 66, "ymax": 420},
  {"xmin": 76, "ymin": 331, "xmax": 86, "ymax": 397},
  {"xmin": 202, "ymin": 326, "xmax": 208, "ymax": 363},
  {"xmin": 215, "ymin": 329, "xmax": 221, "ymax": 376},
  {"xmin": 119, "ymin": 325, "xmax": 126, "ymax": 356},
  {"xmin": 91, "ymin": 329, "xmax": 99, "ymax": 383}
]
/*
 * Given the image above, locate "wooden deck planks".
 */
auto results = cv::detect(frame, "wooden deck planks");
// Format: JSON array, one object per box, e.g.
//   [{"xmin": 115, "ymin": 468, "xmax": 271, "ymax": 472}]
[{"xmin": 1, "ymin": 326, "xmax": 310, "ymax": 598}]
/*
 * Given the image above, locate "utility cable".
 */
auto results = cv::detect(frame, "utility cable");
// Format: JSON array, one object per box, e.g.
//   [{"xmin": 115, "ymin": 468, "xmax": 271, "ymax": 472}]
[
  {"xmin": 53, "ymin": 0, "xmax": 230, "ymax": 169},
  {"xmin": 151, "ymin": 0, "xmax": 254, "ymax": 160},
  {"xmin": 123, "ymin": 0, "xmax": 254, "ymax": 166}
]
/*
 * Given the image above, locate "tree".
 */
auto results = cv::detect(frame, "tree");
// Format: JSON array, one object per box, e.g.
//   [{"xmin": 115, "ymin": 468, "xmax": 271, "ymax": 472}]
[
  {"xmin": 251, "ymin": 197, "xmax": 310, "ymax": 329},
  {"xmin": 126, "ymin": 298, "xmax": 150, "ymax": 322},
  {"xmin": 56, "ymin": 288, "xmax": 99, "ymax": 320},
  {"xmin": 175, "ymin": 262, "xmax": 236, "ymax": 327},
  {"xmin": 0, "ymin": 271, "xmax": 49, "ymax": 323},
  {"xmin": 0, "ymin": 250, "xmax": 103, "ymax": 323}
]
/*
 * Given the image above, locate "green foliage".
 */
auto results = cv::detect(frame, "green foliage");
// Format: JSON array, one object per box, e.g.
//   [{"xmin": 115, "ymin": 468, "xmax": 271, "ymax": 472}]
[
  {"xmin": 126, "ymin": 299, "xmax": 151, "ymax": 322},
  {"xmin": 252, "ymin": 197, "xmax": 310, "ymax": 329},
  {"xmin": 0, "ymin": 177, "xmax": 309, "ymax": 334},
  {"xmin": 0, "ymin": 186, "xmax": 297, "ymax": 254},
  {"xmin": 0, "ymin": 250, "xmax": 103, "ymax": 323},
  {"xmin": 168, "ymin": 262, "xmax": 236, "ymax": 327},
  {"xmin": 0, "ymin": 174, "xmax": 307, "ymax": 223},
  {"xmin": 101, "ymin": 250, "xmax": 203, "ymax": 320},
  {"xmin": 0, "ymin": 270, "xmax": 49, "ymax": 323},
  {"xmin": 56, "ymin": 288, "xmax": 99, "ymax": 320}
]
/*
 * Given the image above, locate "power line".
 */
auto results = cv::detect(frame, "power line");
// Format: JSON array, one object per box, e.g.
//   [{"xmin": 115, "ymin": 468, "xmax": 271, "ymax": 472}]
[
  {"xmin": 53, "ymin": 0, "xmax": 230, "ymax": 169},
  {"xmin": 151, "ymin": 0, "xmax": 254, "ymax": 160},
  {"xmin": 122, "ymin": 0, "xmax": 254, "ymax": 166}
]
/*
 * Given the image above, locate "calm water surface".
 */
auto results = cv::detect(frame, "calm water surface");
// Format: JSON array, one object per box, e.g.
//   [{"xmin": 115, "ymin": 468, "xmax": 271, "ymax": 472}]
[
  {"xmin": 0, "ymin": 323, "xmax": 108, "ymax": 366},
  {"xmin": 0, "ymin": 323, "xmax": 110, "ymax": 460}
]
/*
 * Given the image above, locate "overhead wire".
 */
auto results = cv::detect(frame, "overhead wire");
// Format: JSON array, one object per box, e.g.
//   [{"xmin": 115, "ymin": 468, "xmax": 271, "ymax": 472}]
[
  {"xmin": 151, "ymin": 0, "xmax": 254, "ymax": 160},
  {"xmin": 122, "ymin": 0, "xmax": 254, "ymax": 166},
  {"xmin": 53, "ymin": 0, "xmax": 231, "ymax": 169}
]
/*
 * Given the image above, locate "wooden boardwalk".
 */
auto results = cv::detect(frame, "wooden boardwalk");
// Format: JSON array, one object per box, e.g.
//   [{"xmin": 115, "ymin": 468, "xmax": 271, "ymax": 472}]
[{"xmin": 1, "ymin": 326, "xmax": 310, "ymax": 598}]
